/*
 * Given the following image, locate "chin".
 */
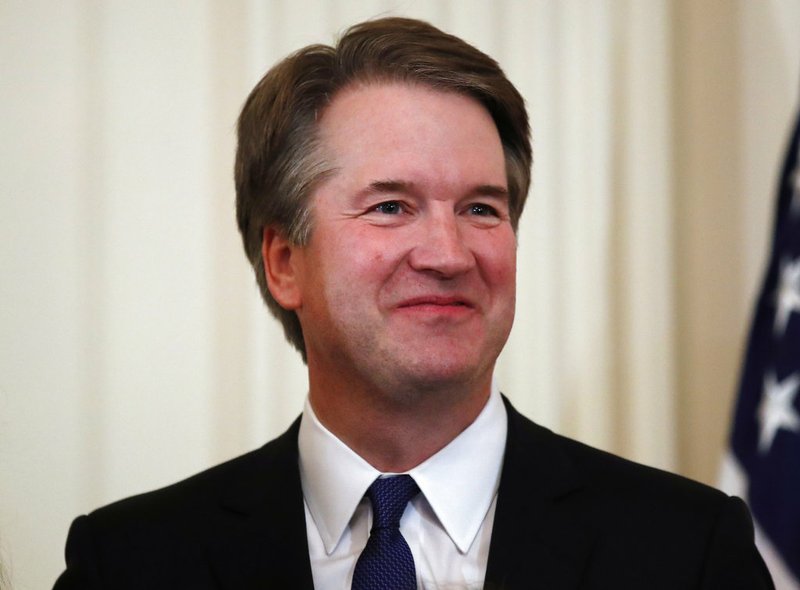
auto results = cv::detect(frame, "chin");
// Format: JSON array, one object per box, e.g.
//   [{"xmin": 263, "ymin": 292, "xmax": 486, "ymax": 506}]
[{"xmin": 392, "ymin": 356, "xmax": 490, "ymax": 394}]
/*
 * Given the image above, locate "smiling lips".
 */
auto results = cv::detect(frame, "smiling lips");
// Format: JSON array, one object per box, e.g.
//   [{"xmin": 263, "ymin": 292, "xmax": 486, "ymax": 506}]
[{"xmin": 395, "ymin": 295, "xmax": 475, "ymax": 314}]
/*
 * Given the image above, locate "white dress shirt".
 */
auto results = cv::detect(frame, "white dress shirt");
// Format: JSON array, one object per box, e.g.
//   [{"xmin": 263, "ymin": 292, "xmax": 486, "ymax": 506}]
[{"xmin": 298, "ymin": 384, "xmax": 508, "ymax": 590}]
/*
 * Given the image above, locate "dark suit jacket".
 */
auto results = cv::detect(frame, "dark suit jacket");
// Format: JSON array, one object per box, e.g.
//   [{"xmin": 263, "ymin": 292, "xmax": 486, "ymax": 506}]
[{"xmin": 53, "ymin": 399, "xmax": 773, "ymax": 589}]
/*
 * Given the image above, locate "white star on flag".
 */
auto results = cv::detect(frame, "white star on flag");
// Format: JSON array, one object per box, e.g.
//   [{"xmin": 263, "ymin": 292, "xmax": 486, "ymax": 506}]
[
  {"xmin": 758, "ymin": 371, "xmax": 800, "ymax": 454},
  {"xmin": 774, "ymin": 256, "xmax": 800, "ymax": 336}
]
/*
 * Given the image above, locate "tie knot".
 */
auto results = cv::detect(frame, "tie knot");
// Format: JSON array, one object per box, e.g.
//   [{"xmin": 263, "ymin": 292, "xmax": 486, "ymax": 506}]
[{"xmin": 366, "ymin": 475, "xmax": 420, "ymax": 530}]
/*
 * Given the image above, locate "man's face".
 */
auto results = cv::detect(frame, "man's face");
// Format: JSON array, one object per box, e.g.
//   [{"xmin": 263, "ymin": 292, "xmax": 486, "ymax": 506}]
[{"xmin": 286, "ymin": 82, "xmax": 516, "ymax": 397}]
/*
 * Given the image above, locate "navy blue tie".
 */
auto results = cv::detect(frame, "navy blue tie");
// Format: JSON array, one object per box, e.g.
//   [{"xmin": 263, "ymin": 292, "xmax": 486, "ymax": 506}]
[{"xmin": 352, "ymin": 475, "xmax": 420, "ymax": 590}]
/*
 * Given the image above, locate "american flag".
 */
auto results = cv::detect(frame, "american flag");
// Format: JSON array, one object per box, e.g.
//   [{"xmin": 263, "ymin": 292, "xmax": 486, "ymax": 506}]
[{"xmin": 720, "ymin": 105, "xmax": 800, "ymax": 589}]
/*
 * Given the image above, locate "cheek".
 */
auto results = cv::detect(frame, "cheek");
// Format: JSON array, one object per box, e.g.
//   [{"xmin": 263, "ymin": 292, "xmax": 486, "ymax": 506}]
[
  {"xmin": 480, "ymin": 234, "xmax": 517, "ymax": 288},
  {"xmin": 342, "ymin": 226, "xmax": 404, "ymax": 274},
  {"xmin": 316, "ymin": 228, "xmax": 397, "ymax": 297}
]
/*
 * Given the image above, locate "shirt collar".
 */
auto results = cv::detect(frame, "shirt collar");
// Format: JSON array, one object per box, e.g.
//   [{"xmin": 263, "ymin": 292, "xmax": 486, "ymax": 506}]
[{"xmin": 298, "ymin": 383, "xmax": 507, "ymax": 555}]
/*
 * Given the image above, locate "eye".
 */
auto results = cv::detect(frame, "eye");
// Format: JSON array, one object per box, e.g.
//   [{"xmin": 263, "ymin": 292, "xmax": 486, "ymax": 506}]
[
  {"xmin": 374, "ymin": 201, "xmax": 404, "ymax": 215},
  {"xmin": 469, "ymin": 203, "xmax": 498, "ymax": 217}
]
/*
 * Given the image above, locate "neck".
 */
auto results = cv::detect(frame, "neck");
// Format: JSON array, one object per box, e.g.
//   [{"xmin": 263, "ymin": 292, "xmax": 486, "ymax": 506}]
[{"xmin": 307, "ymin": 372, "xmax": 492, "ymax": 472}]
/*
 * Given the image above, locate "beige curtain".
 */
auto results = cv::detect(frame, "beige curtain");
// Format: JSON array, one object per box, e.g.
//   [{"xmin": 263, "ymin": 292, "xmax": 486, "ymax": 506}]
[{"xmin": 2, "ymin": 1, "xmax": 799, "ymax": 587}]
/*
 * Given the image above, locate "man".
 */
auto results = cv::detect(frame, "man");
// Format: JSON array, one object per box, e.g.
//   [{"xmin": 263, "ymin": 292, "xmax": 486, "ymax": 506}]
[{"xmin": 54, "ymin": 17, "xmax": 773, "ymax": 589}]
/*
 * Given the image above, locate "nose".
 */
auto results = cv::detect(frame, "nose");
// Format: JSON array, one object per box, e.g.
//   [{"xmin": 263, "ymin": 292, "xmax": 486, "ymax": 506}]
[{"xmin": 407, "ymin": 211, "xmax": 474, "ymax": 278}]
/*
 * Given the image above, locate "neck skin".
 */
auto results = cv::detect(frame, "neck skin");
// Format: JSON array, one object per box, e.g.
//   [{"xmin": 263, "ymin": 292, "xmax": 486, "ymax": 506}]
[{"xmin": 306, "ymin": 361, "xmax": 493, "ymax": 473}]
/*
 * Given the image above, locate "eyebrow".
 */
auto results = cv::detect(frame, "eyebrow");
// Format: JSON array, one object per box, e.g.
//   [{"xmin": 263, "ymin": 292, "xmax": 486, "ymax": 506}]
[
  {"xmin": 362, "ymin": 179, "xmax": 509, "ymax": 199},
  {"xmin": 365, "ymin": 180, "xmax": 414, "ymax": 195}
]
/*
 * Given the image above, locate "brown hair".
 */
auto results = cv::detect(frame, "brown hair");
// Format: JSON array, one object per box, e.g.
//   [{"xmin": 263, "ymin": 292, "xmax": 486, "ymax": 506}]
[{"xmin": 235, "ymin": 17, "xmax": 531, "ymax": 359}]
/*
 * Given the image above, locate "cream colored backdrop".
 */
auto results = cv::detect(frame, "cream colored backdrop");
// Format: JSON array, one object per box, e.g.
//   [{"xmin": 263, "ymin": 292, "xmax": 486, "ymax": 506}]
[{"xmin": 2, "ymin": 1, "xmax": 799, "ymax": 588}]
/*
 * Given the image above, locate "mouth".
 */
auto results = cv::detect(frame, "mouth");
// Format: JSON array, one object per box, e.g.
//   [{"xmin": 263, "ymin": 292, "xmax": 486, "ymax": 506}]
[{"xmin": 396, "ymin": 295, "xmax": 474, "ymax": 309}]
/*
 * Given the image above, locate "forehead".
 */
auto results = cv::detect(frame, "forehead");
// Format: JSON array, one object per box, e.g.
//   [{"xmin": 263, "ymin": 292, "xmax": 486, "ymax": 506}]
[
  {"xmin": 315, "ymin": 82, "xmax": 506, "ymax": 189},
  {"xmin": 319, "ymin": 81, "xmax": 496, "ymax": 140}
]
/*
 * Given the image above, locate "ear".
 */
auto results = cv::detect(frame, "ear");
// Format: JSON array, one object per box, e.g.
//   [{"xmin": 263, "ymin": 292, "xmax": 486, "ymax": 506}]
[{"xmin": 262, "ymin": 227, "xmax": 303, "ymax": 310}]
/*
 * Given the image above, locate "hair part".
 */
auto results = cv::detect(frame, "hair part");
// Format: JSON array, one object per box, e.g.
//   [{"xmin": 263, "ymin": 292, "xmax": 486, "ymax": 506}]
[{"xmin": 235, "ymin": 17, "xmax": 532, "ymax": 360}]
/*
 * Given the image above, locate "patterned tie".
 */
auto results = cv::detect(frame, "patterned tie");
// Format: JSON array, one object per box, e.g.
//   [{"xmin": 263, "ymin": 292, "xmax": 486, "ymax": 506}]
[{"xmin": 352, "ymin": 475, "xmax": 420, "ymax": 590}]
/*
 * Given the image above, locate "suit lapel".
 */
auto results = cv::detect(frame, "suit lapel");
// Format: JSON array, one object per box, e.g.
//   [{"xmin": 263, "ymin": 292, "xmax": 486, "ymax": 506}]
[
  {"xmin": 198, "ymin": 401, "xmax": 596, "ymax": 589},
  {"xmin": 485, "ymin": 399, "xmax": 595, "ymax": 590},
  {"xmin": 206, "ymin": 418, "xmax": 315, "ymax": 590}
]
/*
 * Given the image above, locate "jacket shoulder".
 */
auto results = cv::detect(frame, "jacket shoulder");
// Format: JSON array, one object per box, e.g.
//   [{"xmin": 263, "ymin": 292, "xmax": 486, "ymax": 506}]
[
  {"xmin": 492, "ymin": 400, "xmax": 773, "ymax": 589},
  {"xmin": 54, "ymin": 419, "xmax": 305, "ymax": 589},
  {"xmin": 88, "ymin": 417, "xmax": 301, "ymax": 525},
  {"xmin": 505, "ymin": 399, "xmax": 726, "ymax": 508}
]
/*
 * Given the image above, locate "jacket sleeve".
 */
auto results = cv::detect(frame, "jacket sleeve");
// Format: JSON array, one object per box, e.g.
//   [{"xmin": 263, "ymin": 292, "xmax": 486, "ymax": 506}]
[
  {"xmin": 698, "ymin": 496, "xmax": 775, "ymax": 589},
  {"xmin": 52, "ymin": 516, "xmax": 101, "ymax": 590}
]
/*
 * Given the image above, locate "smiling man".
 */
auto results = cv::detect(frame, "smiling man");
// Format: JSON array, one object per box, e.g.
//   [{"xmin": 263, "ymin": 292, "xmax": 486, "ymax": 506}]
[
  {"xmin": 55, "ymin": 17, "xmax": 773, "ymax": 590},
  {"xmin": 267, "ymin": 82, "xmax": 516, "ymax": 474}
]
